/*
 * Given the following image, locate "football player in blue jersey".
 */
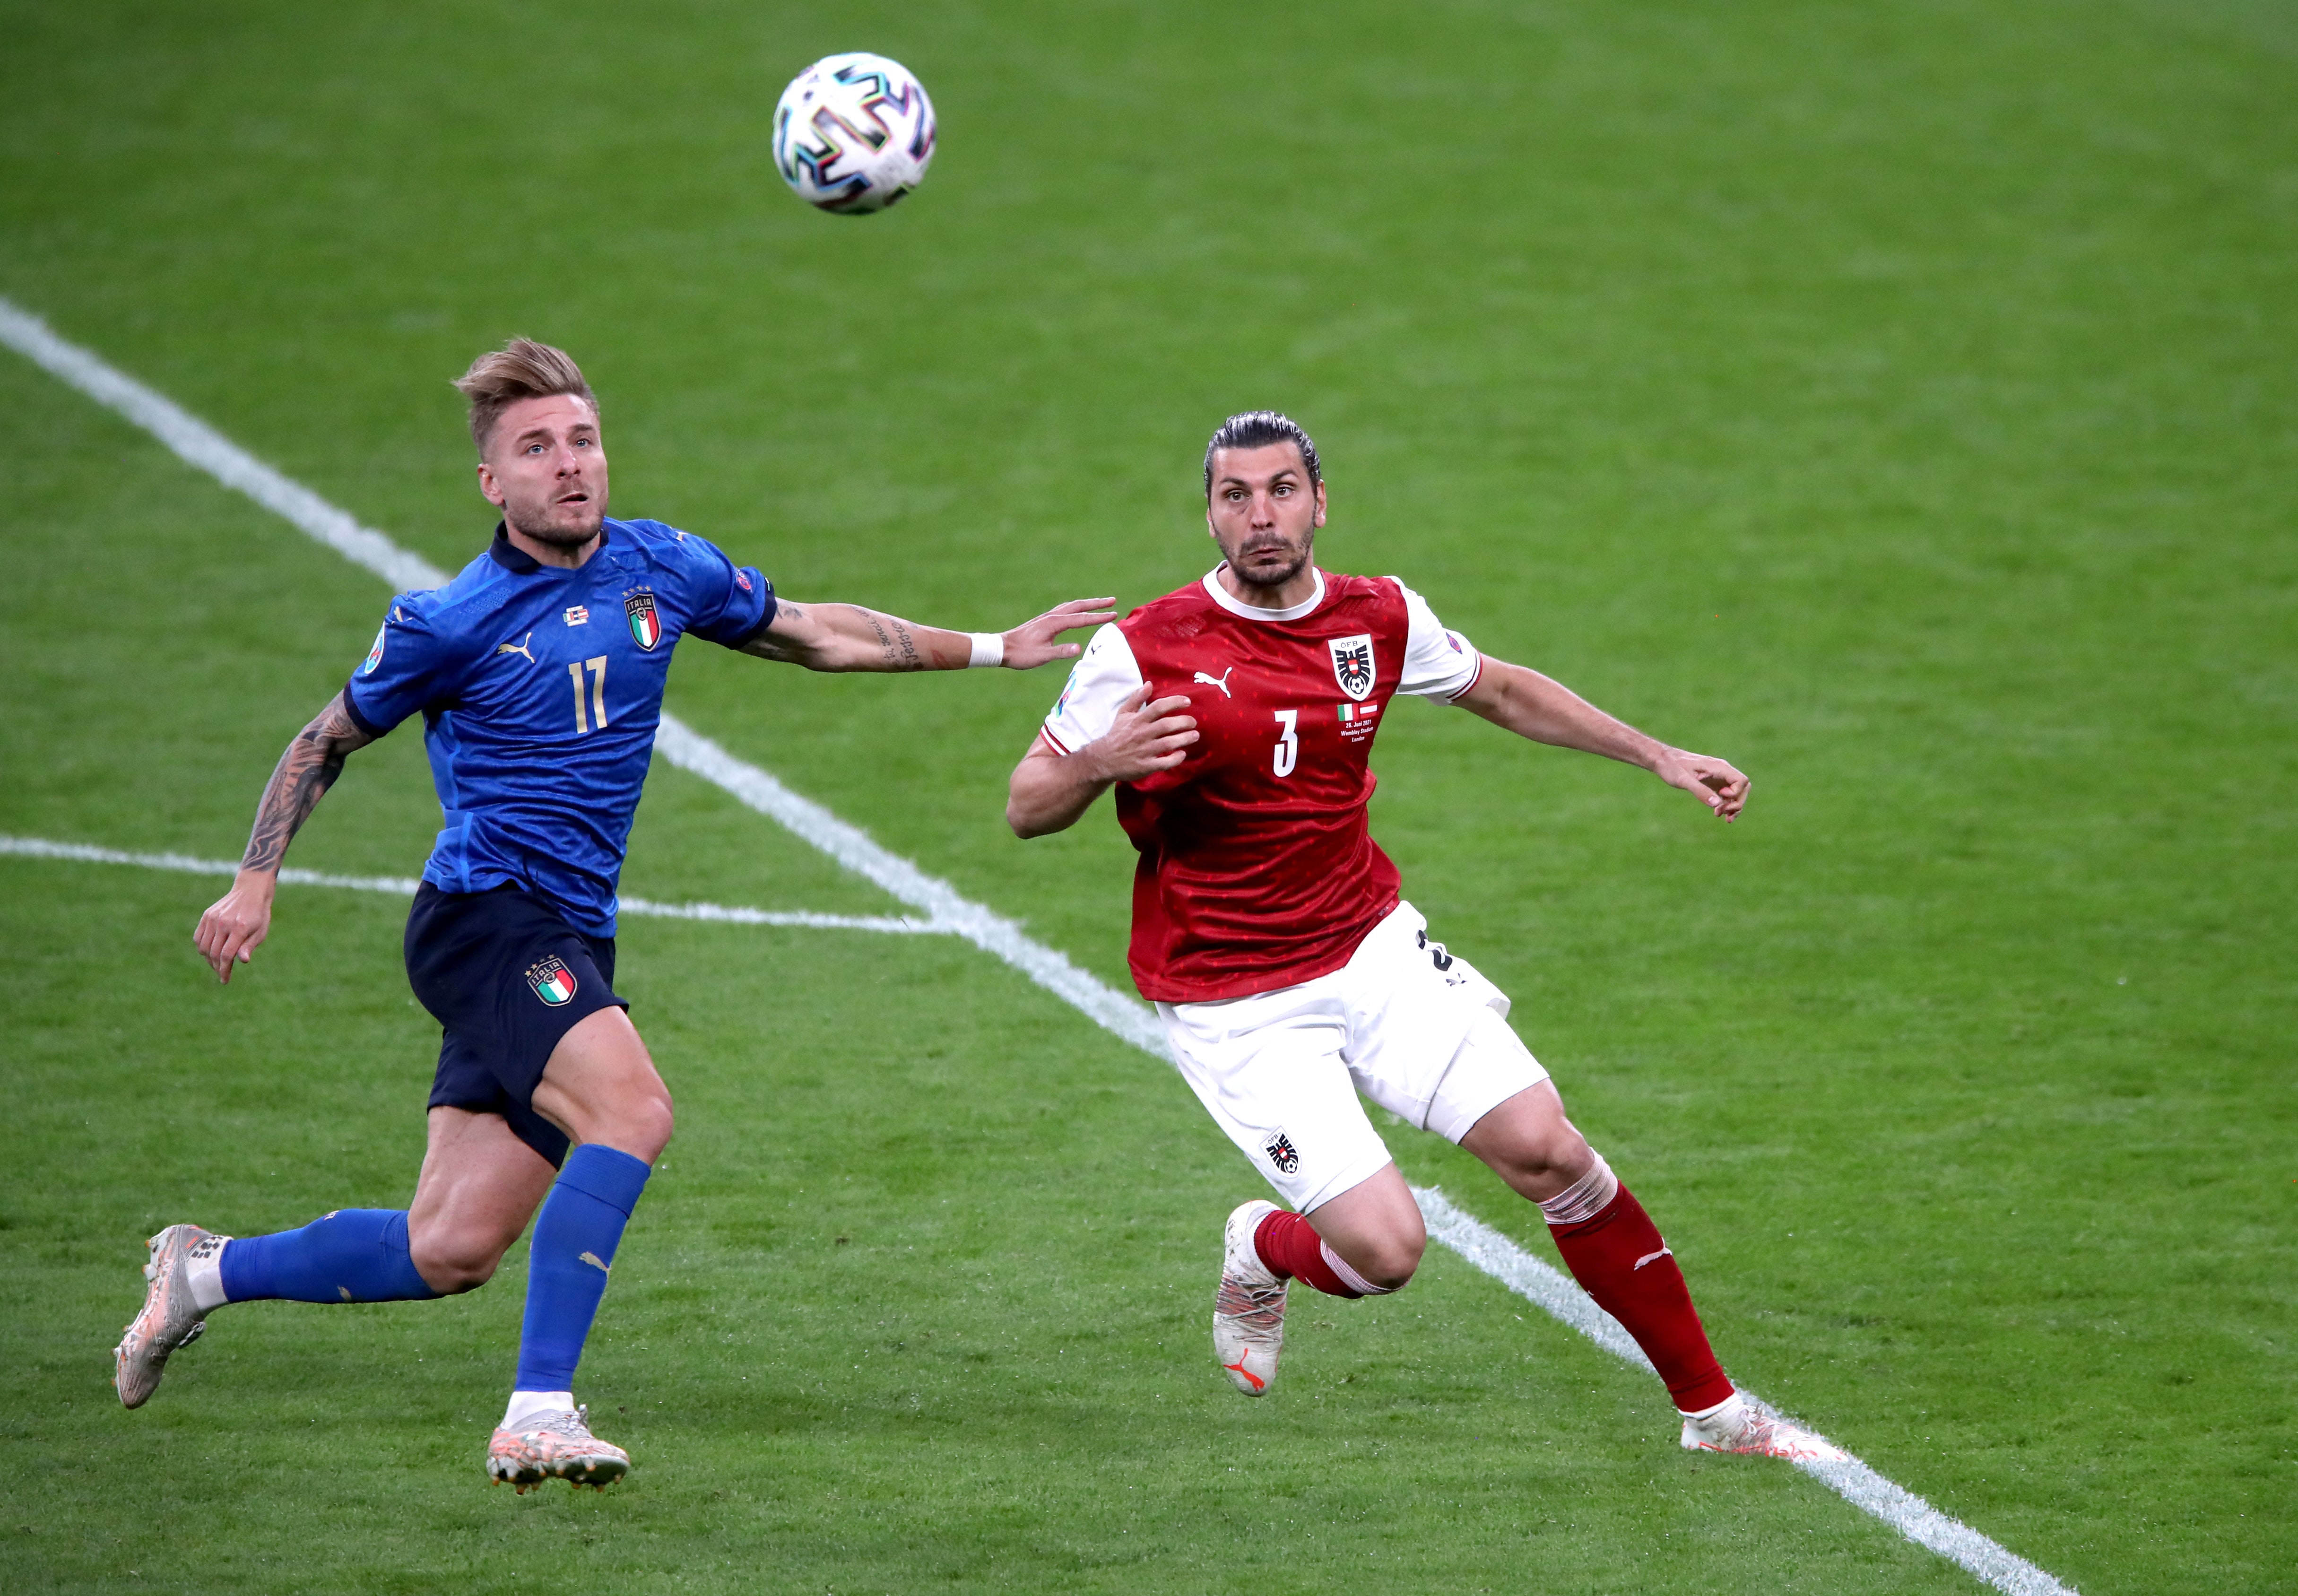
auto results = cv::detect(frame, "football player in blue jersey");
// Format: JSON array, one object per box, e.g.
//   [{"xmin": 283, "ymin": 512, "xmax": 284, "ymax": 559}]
[{"xmin": 115, "ymin": 338, "xmax": 1112, "ymax": 1491}]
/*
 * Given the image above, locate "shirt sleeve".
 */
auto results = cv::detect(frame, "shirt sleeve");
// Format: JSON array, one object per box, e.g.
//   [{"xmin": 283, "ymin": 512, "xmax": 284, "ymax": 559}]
[
  {"xmin": 1391, "ymin": 579, "xmax": 1483, "ymax": 700},
  {"xmin": 342, "ymin": 596, "xmax": 454, "ymax": 737},
  {"xmin": 667, "ymin": 527, "xmax": 777, "ymax": 649},
  {"xmin": 1039, "ymin": 624, "xmax": 1144, "ymax": 754}
]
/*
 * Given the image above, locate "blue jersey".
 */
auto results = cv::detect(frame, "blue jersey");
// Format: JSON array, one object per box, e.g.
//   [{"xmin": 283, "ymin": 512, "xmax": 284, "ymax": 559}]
[{"xmin": 344, "ymin": 519, "xmax": 774, "ymax": 936}]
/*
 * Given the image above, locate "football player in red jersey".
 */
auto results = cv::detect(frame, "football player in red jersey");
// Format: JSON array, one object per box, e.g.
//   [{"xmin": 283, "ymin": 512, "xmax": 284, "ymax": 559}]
[{"xmin": 1006, "ymin": 411, "xmax": 1843, "ymax": 1461}]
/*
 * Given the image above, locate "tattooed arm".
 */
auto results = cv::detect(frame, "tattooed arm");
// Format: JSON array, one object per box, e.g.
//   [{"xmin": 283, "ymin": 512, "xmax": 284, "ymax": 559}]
[
  {"xmin": 193, "ymin": 691, "xmax": 378, "ymax": 984},
  {"xmin": 738, "ymin": 596, "xmax": 1115, "ymax": 673}
]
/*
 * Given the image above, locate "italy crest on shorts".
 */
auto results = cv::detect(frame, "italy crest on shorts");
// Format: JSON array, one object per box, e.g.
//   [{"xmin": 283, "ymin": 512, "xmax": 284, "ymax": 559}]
[
  {"xmin": 624, "ymin": 589, "xmax": 662, "ymax": 651},
  {"xmin": 525, "ymin": 955, "xmax": 578, "ymax": 1006},
  {"xmin": 1327, "ymin": 633, "xmax": 1376, "ymax": 701}
]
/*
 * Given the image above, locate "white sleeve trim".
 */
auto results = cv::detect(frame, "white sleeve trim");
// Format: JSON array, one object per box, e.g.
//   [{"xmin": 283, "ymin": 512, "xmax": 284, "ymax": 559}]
[
  {"xmin": 1040, "ymin": 624, "xmax": 1143, "ymax": 754},
  {"xmin": 1389, "ymin": 578, "xmax": 1482, "ymax": 700}
]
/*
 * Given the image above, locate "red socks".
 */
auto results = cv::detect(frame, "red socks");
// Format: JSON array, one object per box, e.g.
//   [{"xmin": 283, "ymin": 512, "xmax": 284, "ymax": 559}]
[
  {"xmin": 1548, "ymin": 1185, "xmax": 1734, "ymax": 1413},
  {"xmin": 1254, "ymin": 1209, "xmax": 1364, "ymax": 1299}
]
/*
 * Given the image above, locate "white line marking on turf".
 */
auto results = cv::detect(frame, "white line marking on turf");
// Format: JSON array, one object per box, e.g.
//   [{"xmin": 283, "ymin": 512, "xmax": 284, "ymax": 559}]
[
  {"xmin": 1414, "ymin": 1188, "xmax": 2078, "ymax": 1596},
  {"xmin": 0, "ymin": 294, "xmax": 2075, "ymax": 1596},
  {"xmin": 0, "ymin": 835, "xmax": 943, "ymax": 933},
  {"xmin": 0, "ymin": 295, "xmax": 1166, "ymax": 1055}
]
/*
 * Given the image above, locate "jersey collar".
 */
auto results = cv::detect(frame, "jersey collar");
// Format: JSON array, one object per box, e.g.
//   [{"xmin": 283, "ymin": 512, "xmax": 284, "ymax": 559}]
[
  {"xmin": 488, "ymin": 520, "xmax": 612, "ymax": 574},
  {"xmin": 1201, "ymin": 563, "xmax": 1326, "ymax": 623}
]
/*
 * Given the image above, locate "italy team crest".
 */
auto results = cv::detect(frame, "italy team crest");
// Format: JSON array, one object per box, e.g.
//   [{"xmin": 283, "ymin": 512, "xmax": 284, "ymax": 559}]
[
  {"xmin": 624, "ymin": 590, "xmax": 661, "ymax": 651},
  {"xmin": 1327, "ymin": 633, "xmax": 1376, "ymax": 701},
  {"xmin": 525, "ymin": 955, "xmax": 578, "ymax": 1006}
]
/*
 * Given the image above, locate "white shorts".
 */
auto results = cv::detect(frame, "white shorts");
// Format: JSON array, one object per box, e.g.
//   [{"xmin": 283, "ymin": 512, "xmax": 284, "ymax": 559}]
[{"xmin": 1157, "ymin": 901, "xmax": 1550, "ymax": 1214}]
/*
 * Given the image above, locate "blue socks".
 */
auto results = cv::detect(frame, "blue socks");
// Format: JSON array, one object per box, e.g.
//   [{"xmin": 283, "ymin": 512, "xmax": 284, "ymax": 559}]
[
  {"xmin": 513, "ymin": 1145, "xmax": 652, "ymax": 1393},
  {"xmin": 218, "ymin": 1209, "xmax": 439, "ymax": 1304},
  {"xmin": 208, "ymin": 1147, "xmax": 650, "ymax": 1398}
]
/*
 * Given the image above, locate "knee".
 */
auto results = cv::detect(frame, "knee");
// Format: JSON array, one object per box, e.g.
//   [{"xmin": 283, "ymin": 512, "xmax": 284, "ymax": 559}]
[
  {"xmin": 1494, "ymin": 1127, "xmax": 1596, "ymax": 1200},
  {"xmin": 408, "ymin": 1235, "xmax": 503, "ymax": 1295},
  {"xmin": 1355, "ymin": 1230, "xmax": 1426, "ymax": 1293},
  {"xmin": 625, "ymin": 1094, "xmax": 674, "ymax": 1164}
]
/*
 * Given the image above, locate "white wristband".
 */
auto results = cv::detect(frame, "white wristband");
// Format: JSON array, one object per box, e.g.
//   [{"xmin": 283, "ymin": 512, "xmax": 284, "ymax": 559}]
[{"xmin": 966, "ymin": 632, "xmax": 1005, "ymax": 668}]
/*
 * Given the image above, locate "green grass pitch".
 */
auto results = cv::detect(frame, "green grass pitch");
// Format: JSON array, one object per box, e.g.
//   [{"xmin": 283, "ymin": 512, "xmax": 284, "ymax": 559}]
[{"xmin": 2, "ymin": 1, "xmax": 2293, "ymax": 1591}]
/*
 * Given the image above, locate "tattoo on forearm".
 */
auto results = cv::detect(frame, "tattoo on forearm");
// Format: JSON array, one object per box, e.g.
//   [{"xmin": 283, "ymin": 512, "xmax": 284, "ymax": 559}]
[
  {"xmin": 857, "ymin": 609, "xmax": 923, "ymax": 672},
  {"xmin": 241, "ymin": 694, "xmax": 374, "ymax": 872}
]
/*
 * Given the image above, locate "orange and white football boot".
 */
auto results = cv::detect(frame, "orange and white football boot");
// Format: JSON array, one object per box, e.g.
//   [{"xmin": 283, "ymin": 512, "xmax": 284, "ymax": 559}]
[{"xmin": 1212, "ymin": 1199, "xmax": 1287, "ymax": 1396}]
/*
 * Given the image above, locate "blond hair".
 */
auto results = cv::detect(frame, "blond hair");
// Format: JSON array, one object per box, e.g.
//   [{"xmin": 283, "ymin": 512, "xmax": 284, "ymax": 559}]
[{"xmin": 452, "ymin": 338, "xmax": 598, "ymax": 455}]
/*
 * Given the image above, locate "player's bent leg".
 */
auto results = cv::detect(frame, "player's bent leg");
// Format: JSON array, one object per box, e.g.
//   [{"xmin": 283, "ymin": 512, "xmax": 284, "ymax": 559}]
[
  {"xmin": 407, "ymin": 1107, "xmax": 560, "ymax": 1293},
  {"xmin": 489, "ymin": 1007, "xmax": 662, "ymax": 1490},
  {"xmin": 114, "ymin": 1110, "xmax": 558, "ymax": 1410},
  {"xmin": 1301, "ymin": 1162, "xmax": 1424, "ymax": 1292},
  {"xmin": 1212, "ymin": 1166, "xmax": 1423, "ymax": 1397}
]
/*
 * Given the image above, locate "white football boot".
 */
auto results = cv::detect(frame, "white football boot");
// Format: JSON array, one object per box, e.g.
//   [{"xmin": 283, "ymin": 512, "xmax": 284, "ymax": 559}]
[
  {"xmin": 487, "ymin": 1405, "xmax": 631, "ymax": 1492},
  {"xmin": 1212, "ymin": 1199, "xmax": 1287, "ymax": 1396},
  {"xmin": 1681, "ymin": 1392, "xmax": 1849, "ymax": 1462},
  {"xmin": 114, "ymin": 1224, "xmax": 217, "ymax": 1408}
]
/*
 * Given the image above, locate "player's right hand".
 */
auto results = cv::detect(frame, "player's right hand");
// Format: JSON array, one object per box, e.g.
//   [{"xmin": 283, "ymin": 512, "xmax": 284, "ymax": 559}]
[
  {"xmin": 1091, "ymin": 683, "xmax": 1198, "ymax": 779},
  {"xmin": 195, "ymin": 870, "xmax": 278, "ymax": 984}
]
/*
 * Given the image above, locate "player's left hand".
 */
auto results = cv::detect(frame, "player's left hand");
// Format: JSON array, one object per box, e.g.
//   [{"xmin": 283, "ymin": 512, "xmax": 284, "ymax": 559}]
[
  {"xmin": 1653, "ymin": 750, "xmax": 1750, "ymax": 822},
  {"xmin": 999, "ymin": 598, "xmax": 1118, "ymax": 668}
]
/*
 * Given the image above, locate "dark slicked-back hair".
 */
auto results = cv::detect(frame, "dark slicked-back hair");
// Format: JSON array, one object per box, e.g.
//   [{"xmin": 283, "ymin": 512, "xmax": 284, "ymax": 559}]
[
  {"xmin": 453, "ymin": 338, "xmax": 598, "ymax": 456},
  {"xmin": 1203, "ymin": 410, "xmax": 1321, "ymax": 497}
]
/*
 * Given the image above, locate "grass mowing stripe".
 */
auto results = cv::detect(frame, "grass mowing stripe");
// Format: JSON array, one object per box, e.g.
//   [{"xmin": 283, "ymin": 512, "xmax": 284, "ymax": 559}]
[
  {"xmin": 0, "ymin": 293, "xmax": 2077, "ymax": 1596},
  {"xmin": 1414, "ymin": 1188, "xmax": 2081, "ymax": 1596},
  {"xmin": 0, "ymin": 834, "xmax": 943, "ymax": 933}
]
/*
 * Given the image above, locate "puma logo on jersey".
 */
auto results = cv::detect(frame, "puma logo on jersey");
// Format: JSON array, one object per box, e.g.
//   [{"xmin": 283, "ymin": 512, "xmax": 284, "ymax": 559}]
[
  {"xmin": 495, "ymin": 631, "xmax": 536, "ymax": 663},
  {"xmin": 1194, "ymin": 668, "xmax": 1235, "ymax": 698}
]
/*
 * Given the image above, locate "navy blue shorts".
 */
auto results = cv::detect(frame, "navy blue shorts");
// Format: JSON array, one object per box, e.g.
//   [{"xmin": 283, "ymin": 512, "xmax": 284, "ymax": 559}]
[{"xmin": 404, "ymin": 883, "xmax": 627, "ymax": 1169}]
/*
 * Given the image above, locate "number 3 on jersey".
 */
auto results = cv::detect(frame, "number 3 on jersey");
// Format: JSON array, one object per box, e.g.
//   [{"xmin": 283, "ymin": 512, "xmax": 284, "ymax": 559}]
[
  {"xmin": 568, "ymin": 656, "xmax": 608, "ymax": 733},
  {"xmin": 1272, "ymin": 709, "xmax": 1298, "ymax": 778}
]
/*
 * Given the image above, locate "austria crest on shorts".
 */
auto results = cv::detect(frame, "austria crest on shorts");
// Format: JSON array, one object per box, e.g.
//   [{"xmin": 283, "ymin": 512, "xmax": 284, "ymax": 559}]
[
  {"xmin": 1327, "ymin": 633, "xmax": 1376, "ymax": 701},
  {"xmin": 1261, "ymin": 1128, "xmax": 1302, "ymax": 1175},
  {"xmin": 525, "ymin": 955, "xmax": 578, "ymax": 1006},
  {"xmin": 624, "ymin": 589, "xmax": 662, "ymax": 651}
]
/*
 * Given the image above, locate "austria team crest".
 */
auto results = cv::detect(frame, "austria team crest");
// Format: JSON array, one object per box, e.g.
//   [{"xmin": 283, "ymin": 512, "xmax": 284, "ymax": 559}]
[
  {"xmin": 624, "ymin": 589, "xmax": 662, "ymax": 651},
  {"xmin": 525, "ymin": 955, "xmax": 578, "ymax": 1006},
  {"xmin": 1327, "ymin": 633, "xmax": 1376, "ymax": 701}
]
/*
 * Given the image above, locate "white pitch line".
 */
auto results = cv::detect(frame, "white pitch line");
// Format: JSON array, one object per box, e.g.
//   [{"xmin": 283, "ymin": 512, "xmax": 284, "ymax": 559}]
[
  {"xmin": 0, "ymin": 835, "xmax": 943, "ymax": 934},
  {"xmin": 1, "ymin": 294, "xmax": 2075, "ymax": 1596},
  {"xmin": 1415, "ymin": 1188, "xmax": 2078, "ymax": 1596}
]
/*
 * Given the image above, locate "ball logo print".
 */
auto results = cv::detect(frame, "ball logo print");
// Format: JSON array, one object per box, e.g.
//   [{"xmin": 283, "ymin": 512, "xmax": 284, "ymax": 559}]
[
  {"xmin": 1327, "ymin": 633, "xmax": 1376, "ymax": 701},
  {"xmin": 1261, "ymin": 1128, "xmax": 1302, "ymax": 1175},
  {"xmin": 772, "ymin": 52, "xmax": 937, "ymax": 214}
]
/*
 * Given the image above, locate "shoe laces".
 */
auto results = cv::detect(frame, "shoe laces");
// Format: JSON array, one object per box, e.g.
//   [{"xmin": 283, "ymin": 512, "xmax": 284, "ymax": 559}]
[{"xmin": 524, "ymin": 1405, "xmax": 595, "ymax": 1440}]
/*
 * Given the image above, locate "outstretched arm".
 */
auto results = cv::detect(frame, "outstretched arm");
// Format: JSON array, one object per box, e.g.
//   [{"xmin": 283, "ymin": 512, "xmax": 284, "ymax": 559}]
[
  {"xmin": 740, "ymin": 596, "xmax": 1115, "ymax": 673},
  {"xmin": 1006, "ymin": 684, "xmax": 1199, "ymax": 838},
  {"xmin": 1454, "ymin": 657, "xmax": 1749, "ymax": 821},
  {"xmin": 193, "ymin": 690, "xmax": 378, "ymax": 983}
]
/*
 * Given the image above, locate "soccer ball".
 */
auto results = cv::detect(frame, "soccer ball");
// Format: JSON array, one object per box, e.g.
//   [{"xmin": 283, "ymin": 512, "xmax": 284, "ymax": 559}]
[{"xmin": 772, "ymin": 53, "xmax": 937, "ymax": 215}]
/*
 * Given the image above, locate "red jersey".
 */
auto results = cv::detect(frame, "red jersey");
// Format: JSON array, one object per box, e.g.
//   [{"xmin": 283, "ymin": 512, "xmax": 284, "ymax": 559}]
[{"xmin": 1040, "ymin": 566, "xmax": 1483, "ymax": 1003}]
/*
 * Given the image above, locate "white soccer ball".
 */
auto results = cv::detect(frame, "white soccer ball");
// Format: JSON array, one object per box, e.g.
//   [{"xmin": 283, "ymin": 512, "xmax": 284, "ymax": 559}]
[{"xmin": 772, "ymin": 52, "xmax": 937, "ymax": 215}]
